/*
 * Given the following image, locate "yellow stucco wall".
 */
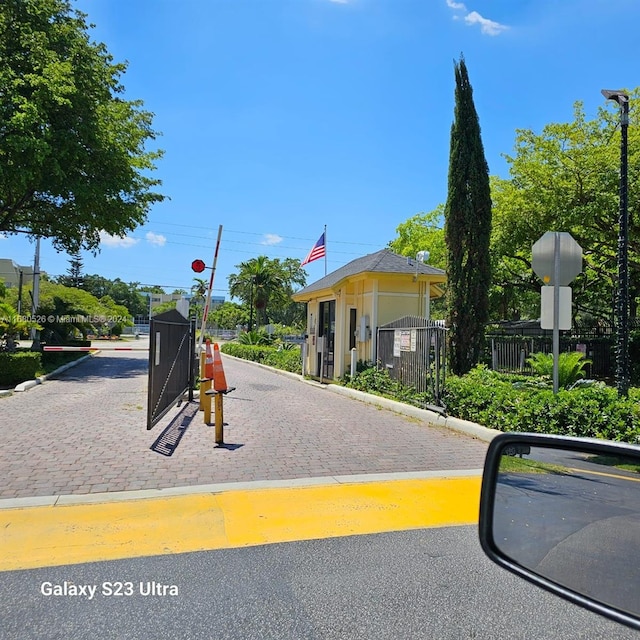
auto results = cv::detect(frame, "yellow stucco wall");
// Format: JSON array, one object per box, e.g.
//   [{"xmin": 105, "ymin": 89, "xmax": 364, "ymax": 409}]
[{"xmin": 300, "ymin": 272, "xmax": 444, "ymax": 380}]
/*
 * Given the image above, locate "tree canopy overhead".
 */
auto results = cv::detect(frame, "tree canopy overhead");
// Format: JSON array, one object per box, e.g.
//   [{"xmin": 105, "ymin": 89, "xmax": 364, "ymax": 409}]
[{"xmin": 0, "ymin": 0, "xmax": 164, "ymax": 253}]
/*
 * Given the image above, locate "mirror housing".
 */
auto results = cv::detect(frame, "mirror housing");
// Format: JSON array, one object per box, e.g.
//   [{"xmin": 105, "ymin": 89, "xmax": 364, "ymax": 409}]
[{"xmin": 479, "ymin": 433, "xmax": 640, "ymax": 631}]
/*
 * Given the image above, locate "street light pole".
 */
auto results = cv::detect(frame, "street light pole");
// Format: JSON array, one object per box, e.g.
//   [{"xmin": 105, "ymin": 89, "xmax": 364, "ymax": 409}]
[{"xmin": 602, "ymin": 89, "xmax": 630, "ymax": 396}]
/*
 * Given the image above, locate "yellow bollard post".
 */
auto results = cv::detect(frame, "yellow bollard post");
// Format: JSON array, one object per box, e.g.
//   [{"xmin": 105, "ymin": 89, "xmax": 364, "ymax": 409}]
[
  {"xmin": 200, "ymin": 378, "xmax": 212, "ymax": 412},
  {"xmin": 204, "ymin": 390, "xmax": 212, "ymax": 425},
  {"xmin": 214, "ymin": 393, "xmax": 224, "ymax": 444}
]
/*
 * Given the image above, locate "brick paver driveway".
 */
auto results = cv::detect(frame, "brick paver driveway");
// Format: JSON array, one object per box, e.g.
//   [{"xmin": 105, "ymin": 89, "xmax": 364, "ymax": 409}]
[{"xmin": 0, "ymin": 350, "xmax": 488, "ymax": 498}]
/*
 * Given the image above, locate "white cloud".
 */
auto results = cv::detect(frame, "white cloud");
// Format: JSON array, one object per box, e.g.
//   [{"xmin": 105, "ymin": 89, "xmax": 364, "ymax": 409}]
[
  {"xmin": 261, "ymin": 234, "xmax": 283, "ymax": 246},
  {"xmin": 146, "ymin": 231, "xmax": 167, "ymax": 247},
  {"xmin": 445, "ymin": 1, "xmax": 508, "ymax": 36},
  {"xmin": 464, "ymin": 11, "xmax": 508, "ymax": 36},
  {"xmin": 99, "ymin": 231, "xmax": 139, "ymax": 248}
]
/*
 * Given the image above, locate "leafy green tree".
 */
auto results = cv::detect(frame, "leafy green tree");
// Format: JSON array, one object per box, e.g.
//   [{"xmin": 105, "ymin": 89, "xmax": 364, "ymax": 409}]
[
  {"xmin": 139, "ymin": 285, "xmax": 166, "ymax": 294},
  {"xmin": 268, "ymin": 258, "xmax": 307, "ymax": 328},
  {"xmin": 444, "ymin": 56, "xmax": 492, "ymax": 375},
  {"xmin": 80, "ymin": 275, "xmax": 147, "ymax": 316},
  {"xmin": 152, "ymin": 299, "xmax": 177, "ymax": 315},
  {"xmin": 210, "ymin": 301, "xmax": 247, "ymax": 330},
  {"xmin": 6, "ymin": 280, "xmax": 130, "ymax": 342},
  {"xmin": 491, "ymin": 93, "xmax": 640, "ymax": 323},
  {"xmin": 0, "ymin": 0, "xmax": 164, "ymax": 253},
  {"xmin": 388, "ymin": 206, "xmax": 447, "ymax": 269}
]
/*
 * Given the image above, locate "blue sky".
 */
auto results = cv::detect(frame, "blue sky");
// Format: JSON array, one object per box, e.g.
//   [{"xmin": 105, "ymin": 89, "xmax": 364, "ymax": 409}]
[{"xmin": 1, "ymin": 0, "xmax": 639, "ymax": 298}]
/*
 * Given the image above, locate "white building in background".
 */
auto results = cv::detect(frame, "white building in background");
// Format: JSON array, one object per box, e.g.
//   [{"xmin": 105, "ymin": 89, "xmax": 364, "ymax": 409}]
[{"xmin": 0, "ymin": 258, "xmax": 35, "ymax": 289}]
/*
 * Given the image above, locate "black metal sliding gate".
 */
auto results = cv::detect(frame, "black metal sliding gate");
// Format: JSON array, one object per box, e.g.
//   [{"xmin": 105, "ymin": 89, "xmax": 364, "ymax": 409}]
[{"xmin": 147, "ymin": 310, "xmax": 196, "ymax": 430}]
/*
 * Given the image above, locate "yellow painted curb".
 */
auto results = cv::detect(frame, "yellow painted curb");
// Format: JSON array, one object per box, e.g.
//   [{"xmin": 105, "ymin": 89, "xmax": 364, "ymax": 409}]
[{"xmin": 0, "ymin": 477, "xmax": 481, "ymax": 572}]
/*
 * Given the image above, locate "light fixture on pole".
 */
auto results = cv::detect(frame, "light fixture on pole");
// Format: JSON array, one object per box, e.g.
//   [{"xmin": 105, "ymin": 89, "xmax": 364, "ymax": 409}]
[{"xmin": 601, "ymin": 89, "xmax": 630, "ymax": 396}]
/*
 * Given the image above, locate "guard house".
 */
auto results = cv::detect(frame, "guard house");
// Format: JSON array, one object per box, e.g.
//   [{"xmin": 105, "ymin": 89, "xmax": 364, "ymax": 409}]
[{"xmin": 291, "ymin": 249, "xmax": 446, "ymax": 380}]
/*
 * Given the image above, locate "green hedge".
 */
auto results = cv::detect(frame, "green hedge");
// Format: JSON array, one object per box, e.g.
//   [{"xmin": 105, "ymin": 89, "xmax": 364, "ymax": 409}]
[
  {"xmin": 441, "ymin": 366, "xmax": 640, "ymax": 443},
  {"xmin": 344, "ymin": 365, "xmax": 640, "ymax": 443},
  {"xmin": 64, "ymin": 340, "xmax": 92, "ymax": 347},
  {"xmin": 0, "ymin": 352, "xmax": 41, "ymax": 385},
  {"xmin": 262, "ymin": 349, "xmax": 302, "ymax": 373},
  {"xmin": 220, "ymin": 343, "xmax": 302, "ymax": 374},
  {"xmin": 345, "ymin": 367, "xmax": 424, "ymax": 405},
  {"xmin": 220, "ymin": 343, "xmax": 274, "ymax": 362}
]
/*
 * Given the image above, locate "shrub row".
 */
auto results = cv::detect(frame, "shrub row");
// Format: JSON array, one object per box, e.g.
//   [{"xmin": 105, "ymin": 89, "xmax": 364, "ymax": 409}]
[
  {"xmin": 345, "ymin": 367, "xmax": 429, "ymax": 406},
  {"xmin": 442, "ymin": 367, "xmax": 640, "ymax": 443},
  {"xmin": 220, "ymin": 343, "xmax": 302, "ymax": 374},
  {"xmin": 345, "ymin": 365, "xmax": 640, "ymax": 443},
  {"xmin": 0, "ymin": 352, "xmax": 41, "ymax": 385}
]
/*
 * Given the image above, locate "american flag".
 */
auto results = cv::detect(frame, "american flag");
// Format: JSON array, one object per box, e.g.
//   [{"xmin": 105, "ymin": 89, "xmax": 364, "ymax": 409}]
[{"xmin": 301, "ymin": 232, "xmax": 326, "ymax": 266}]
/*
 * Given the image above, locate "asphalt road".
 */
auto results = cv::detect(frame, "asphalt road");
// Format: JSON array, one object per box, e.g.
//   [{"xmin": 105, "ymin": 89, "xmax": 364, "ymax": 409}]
[
  {"xmin": 2, "ymin": 347, "xmax": 638, "ymax": 638},
  {"xmin": 494, "ymin": 464, "xmax": 640, "ymax": 618},
  {"xmin": 2, "ymin": 526, "xmax": 637, "ymax": 640}
]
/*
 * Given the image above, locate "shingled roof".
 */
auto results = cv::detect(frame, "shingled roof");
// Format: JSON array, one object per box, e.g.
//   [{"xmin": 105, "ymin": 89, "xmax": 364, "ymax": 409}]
[{"xmin": 293, "ymin": 249, "xmax": 446, "ymax": 299}]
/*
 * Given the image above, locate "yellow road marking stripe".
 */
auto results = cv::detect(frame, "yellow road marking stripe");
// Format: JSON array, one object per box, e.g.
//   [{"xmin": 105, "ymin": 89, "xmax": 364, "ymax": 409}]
[
  {"xmin": 0, "ymin": 477, "xmax": 481, "ymax": 572},
  {"xmin": 567, "ymin": 466, "xmax": 640, "ymax": 483}
]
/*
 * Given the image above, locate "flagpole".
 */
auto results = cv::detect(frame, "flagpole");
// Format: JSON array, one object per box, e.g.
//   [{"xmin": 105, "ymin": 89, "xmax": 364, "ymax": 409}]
[{"xmin": 324, "ymin": 224, "xmax": 327, "ymax": 276}]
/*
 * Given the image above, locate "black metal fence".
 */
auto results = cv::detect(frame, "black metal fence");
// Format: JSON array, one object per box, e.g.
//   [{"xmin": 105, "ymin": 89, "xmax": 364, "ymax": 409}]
[
  {"xmin": 377, "ymin": 316, "xmax": 447, "ymax": 404},
  {"xmin": 147, "ymin": 310, "xmax": 195, "ymax": 430},
  {"xmin": 486, "ymin": 320, "xmax": 626, "ymax": 380}
]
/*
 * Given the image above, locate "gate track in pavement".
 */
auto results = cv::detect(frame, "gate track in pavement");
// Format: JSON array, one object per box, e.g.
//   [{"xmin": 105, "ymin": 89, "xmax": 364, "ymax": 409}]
[{"xmin": 0, "ymin": 347, "xmax": 490, "ymax": 570}]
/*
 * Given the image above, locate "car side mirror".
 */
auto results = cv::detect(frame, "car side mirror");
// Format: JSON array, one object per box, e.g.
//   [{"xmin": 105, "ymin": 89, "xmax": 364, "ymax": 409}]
[{"xmin": 479, "ymin": 433, "xmax": 640, "ymax": 631}]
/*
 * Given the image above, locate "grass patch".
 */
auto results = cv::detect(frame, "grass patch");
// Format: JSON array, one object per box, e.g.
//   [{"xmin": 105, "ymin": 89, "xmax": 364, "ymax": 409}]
[
  {"xmin": 587, "ymin": 455, "xmax": 640, "ymax": 474},
  {"xmin": 498, "ymin": 456, "xmax": 570, "ymax": 475}
]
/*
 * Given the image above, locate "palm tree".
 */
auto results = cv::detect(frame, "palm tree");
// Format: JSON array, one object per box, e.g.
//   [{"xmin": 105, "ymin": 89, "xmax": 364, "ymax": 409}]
[
  {"xmin": 228, "ymin": 256, "xmax": 285, "ymax": 329},
  {"xmin": 190, "ymin": 277, "xmax": 208, "ymax": 325}
]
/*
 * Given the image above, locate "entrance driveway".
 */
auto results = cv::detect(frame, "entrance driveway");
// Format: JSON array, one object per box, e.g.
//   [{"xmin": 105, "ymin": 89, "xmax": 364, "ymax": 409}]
[{"xmin": 0, "ymin": 350, "xmax": 488, "ymax": 499}]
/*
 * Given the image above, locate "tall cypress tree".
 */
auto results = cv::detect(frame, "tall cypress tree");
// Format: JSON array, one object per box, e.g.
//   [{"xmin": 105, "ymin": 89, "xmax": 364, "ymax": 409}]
[{"xmin": 444, "ymin": 55, "xmax": 492, "ymax": 375}]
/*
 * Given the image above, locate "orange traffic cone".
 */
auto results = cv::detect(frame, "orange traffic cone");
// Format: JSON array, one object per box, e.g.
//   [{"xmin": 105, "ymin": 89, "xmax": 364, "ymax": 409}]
[
  {"xmin": 212, "ymin": 343, "xmax": 228, "ymax": 392},
  {"xmin": 204, "ymin": 340, "xmax": 214, "ymax": 380}
]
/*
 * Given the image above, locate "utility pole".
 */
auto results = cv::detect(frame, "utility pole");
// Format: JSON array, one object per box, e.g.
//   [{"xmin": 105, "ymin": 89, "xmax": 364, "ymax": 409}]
[{"xmin": 30, "ymin": 237, "xmax": 41, "ymax": 350}]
